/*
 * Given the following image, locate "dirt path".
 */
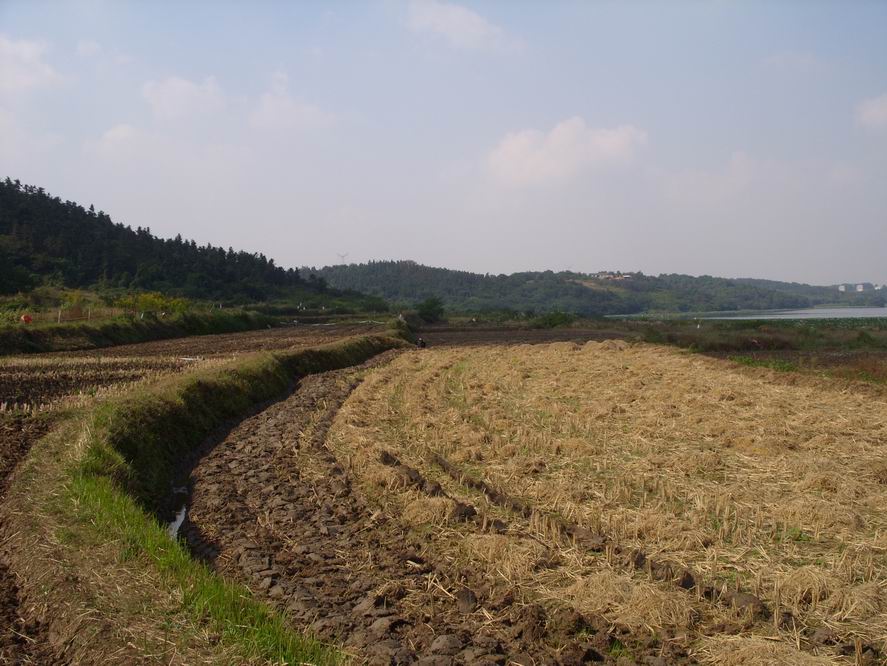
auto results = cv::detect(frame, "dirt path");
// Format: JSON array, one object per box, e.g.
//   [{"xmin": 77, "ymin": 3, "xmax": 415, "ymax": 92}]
[
  {"xmin": 184, "ymin": 352, "xmax": 641, "ymax": 665},
  {"xmin": 0, "ymin": 414, "xmax": 56, "ymax": 665}
]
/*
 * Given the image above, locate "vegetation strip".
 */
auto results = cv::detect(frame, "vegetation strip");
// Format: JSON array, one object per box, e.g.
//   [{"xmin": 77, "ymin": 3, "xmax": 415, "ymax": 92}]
[
  {"xmin": 0, "ymin": 333, "xmax": 407, "ymax": 663},
  {"xmin": 0, "ymin": 310, "xmax": 278, "ymax": 355}
]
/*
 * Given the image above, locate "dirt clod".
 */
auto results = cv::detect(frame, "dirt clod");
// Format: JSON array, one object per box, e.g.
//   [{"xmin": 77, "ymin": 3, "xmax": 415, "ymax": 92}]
[
  {"xmin": 429, "ymin": 634, "xmax": 464, "ymax": 655},
  {"xmin": 456, "ymin": 587, "xmax": 478, "ymax": 614}
]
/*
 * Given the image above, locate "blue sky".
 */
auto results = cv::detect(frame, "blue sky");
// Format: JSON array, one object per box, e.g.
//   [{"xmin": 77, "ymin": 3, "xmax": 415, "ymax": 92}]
[{"xmin": 2, "ymin": 0, "xmax": 886, "ymax": 284}]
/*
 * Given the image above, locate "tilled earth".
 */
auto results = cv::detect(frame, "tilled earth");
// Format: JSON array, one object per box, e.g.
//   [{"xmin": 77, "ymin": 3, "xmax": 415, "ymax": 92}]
[
  {"xmin": 183, "ymin": 352, "xmax": 663, "ymax": 665},
  {"xmin": 51, "ymin": 322, "xmax": 385, "ymax": 359}
]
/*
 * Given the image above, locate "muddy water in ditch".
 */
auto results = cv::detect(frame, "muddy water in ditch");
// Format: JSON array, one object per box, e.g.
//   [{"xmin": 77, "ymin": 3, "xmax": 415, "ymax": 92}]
[{"xmin": 179, "ymin": 352, "xmax": 678, "ymax": 665}]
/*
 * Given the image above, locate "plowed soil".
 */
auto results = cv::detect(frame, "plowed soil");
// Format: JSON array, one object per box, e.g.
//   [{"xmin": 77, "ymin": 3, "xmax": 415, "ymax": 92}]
[
  {"xmin": 184, "ymin": 351, "xmax": 670, "ymax": 665},
  {"xmin": 52, "ymin": 322, "xmax": 386, "ymax": 358}
]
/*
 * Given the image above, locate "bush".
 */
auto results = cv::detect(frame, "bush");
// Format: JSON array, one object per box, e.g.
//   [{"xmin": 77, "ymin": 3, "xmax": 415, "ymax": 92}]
[
  {"xmin": 530, "ymin": 311, "xmax": 577, "ymax": 329},
  {"xmin": 416, "ymin": 297, "xmax": 445, "ymax": 323}
]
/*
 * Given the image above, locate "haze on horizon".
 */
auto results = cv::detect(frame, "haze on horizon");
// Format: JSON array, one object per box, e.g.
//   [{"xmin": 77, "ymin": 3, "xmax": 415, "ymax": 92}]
[{"xmin": 1, "ymin": 1, "xmax": 885, "ymax": 286}]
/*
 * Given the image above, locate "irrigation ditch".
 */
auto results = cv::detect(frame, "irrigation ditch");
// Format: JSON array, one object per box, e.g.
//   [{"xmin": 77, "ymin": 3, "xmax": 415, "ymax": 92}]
[{"xmin": 0, "ymin": 333, "xmax": 407, "ymax": 664}]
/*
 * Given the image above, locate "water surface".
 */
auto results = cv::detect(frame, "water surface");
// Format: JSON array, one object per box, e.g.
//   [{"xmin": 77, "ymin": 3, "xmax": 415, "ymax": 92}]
[{"xmin": 704, "ymin": 307, "xmax": 887, "ymax": 320}]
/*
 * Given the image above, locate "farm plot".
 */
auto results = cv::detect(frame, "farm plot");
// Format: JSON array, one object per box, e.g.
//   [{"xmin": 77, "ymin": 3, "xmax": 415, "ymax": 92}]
[
  {"xmin": 0, "ymin": 323, "xmax": 381, "ymax": 664},
  {"xmin": 0, "ymin": 356, "xmax": 200, "ymax": 412},
  {"xmin": 0, "ymin": 354, "xmax": 201, "ymax": 661},
  {"xmin": 321, "ymin": 340, "xmax": 887, "ymax": 664},
  {"xmin": 53, "ymin": 321, "xmax": 386, "ymax": 358}
]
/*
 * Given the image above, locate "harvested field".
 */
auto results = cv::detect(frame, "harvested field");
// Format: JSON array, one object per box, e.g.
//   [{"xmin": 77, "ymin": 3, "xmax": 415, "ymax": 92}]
[
  {"xmin": 6, "ymin": 324, "xmax": 887, "ymax": 663},
  {"xmin": 0, "ymin": 356, "xmax": 199, "ymax": 412},
  {"xmin": 303, "ymin": 340, "xmax": 887, "ymax": 664},
  {"xmin": 418, "ymin": 326, "xmax": 637, "ymax": 348},
  {"xmin": 52, "ymin": 322, "xmax": 386, "ymax": 358},
  {"xmin": 0, "ymin": 323, "xmax": 385, "ymax": 665},
  {"xmin": 187, "ymin": 351, "xmax": 631, "ymax": 664},
  {"xmin": 0, "ymin": 323, "xmax": 385, "ymax": 412}
]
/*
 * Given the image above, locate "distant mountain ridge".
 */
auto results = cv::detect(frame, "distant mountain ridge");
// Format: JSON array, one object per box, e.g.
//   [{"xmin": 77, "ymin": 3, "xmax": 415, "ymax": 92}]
[{"xmin": 311, "ymin": 260, "xmax": 885, "ymax": 316}]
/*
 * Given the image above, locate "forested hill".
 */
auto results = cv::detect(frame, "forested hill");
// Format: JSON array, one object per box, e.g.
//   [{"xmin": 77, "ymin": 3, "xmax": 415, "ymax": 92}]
[
  {"xmin": 311, "ymin": 260, "xmax": 884, "ymax": 316},
  {"xmin": 0, "ymin": 178, "xmax": 334, "ymax": 303}
]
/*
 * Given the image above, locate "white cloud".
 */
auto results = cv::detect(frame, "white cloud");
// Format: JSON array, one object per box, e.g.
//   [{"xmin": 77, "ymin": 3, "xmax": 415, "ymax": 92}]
[
  {"xmin": 76, "ymin": 40, "xmax": 102, "ymax": 57},
  {"xmin": 664, "ymin": 151, "xmax": 755, "ymax": 205},
  {"xmin": 141, "ymin": 76, "xmax": 224, "ymax": 120},
  {"xmin": 763, "ymin": 51, "xmax": 825, "ymax": 73},
  {"xmin": 856, "ymin": 93, "xmax": 887, "ymax": 131},
  {"xmin": 89, "ymin": 123, "xmax": 147, "ymax": 160},
  {"xmin": 406, "ymin": 0, "xmax": 505, "ymax": 50},
  {"xmin": 249, "ymin": 71, "xmax": 332, "ymax": 132},
  {"xmin": 487, "ymin": 117, "xmax": 647, "ymax": 187},
  {"xmin": 0, "ymin": 35, "xmax": 60, "ymax": 95},
  {"xmin": 0, "ymin": 107, "xmax": 62, "ymax": 165}
]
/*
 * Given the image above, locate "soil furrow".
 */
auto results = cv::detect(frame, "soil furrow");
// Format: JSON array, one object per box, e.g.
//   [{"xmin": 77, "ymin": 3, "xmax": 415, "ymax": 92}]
[{"xmin": 184, "ymin": 354, "xmax": 642, "ymax": 664}]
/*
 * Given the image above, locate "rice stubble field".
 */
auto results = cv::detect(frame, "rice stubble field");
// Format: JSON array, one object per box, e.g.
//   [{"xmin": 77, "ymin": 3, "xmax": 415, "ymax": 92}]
[{"xmin": 313, "ymin": 340, "xmax": 887, "ymax": 664}]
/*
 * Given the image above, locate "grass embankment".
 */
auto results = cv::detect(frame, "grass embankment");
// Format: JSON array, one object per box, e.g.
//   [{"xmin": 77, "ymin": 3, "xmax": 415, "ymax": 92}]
[
  {"xmin": 0, "ymin": 310, "xmax": 278, "ymax": 355},
  {"xmin": 1, "ymin": 333, "xmax": 407, "ymax": 663}
]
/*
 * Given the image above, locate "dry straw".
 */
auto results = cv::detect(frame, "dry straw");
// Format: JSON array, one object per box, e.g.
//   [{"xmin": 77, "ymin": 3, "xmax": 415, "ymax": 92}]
[{"xmin": 327, "ymin": 340, "xmax": 887, "ymax": 662}]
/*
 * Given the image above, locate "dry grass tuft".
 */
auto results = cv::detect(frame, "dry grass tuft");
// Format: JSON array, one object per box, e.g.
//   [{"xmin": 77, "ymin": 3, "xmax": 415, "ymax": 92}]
[
  {"xmin": 699, "ymin": 635, "xmax": 838, "ymax": 665},
  {"xmin": 402, "ymin": 496, "xmax": 454, "ymax": 527},
  {"xmin": 567, "ymin": 570, "xmax": 698, "ymax": 632}
]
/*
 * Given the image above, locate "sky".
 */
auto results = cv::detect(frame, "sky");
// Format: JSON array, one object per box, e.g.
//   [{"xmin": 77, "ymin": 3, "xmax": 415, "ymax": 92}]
[{"xmin": 1, "ymin": 0, "xmax": 886, "ymax": 285}]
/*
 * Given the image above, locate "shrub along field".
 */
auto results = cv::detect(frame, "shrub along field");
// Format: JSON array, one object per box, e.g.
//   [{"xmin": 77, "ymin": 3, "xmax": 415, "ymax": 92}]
[{"xmin": 322, "ymin": 340, "xmax": 887, "ymax": 664}]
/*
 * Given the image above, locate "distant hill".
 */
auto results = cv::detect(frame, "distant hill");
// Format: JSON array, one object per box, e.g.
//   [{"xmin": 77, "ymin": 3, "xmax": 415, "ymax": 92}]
[
  {"xmin": 311, "ymin": 260, "xmax": 885, "ymax": 316},
  {"xmin": 0, "ymin": 178, "xmax": 383, "ymax": 310}
]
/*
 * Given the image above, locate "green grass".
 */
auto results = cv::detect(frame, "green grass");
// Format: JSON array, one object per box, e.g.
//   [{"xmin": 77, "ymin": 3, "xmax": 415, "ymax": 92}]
[
  {"xmin": 729, "ymin": 355, "xmax": 800, "ymax": 372},
  {"xmin": 608, "ymin": 637, "xmax": 632, "ymax": 658},
  {"xmin": 67, "ymin": 472, "xmax": 340, "ymax": 664}
]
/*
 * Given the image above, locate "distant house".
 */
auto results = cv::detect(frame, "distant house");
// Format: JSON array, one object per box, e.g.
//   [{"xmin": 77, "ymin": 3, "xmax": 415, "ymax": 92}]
[
  {"xmin": 593, "ymin": 271, "xmax": 632, "ymax": 281},
  {"xmin": 838, "ymin": 285, "xmax": 846, "ymax": 292},
  {"xmin": 857, "ymin": 284, "xmax": 865, "ymax": 292}
]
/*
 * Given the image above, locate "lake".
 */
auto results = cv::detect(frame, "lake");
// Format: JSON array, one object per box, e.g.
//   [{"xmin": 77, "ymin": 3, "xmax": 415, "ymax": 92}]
[{"xmin": 703, "ymin": 307, "xmax": 887, "ymax": 320}]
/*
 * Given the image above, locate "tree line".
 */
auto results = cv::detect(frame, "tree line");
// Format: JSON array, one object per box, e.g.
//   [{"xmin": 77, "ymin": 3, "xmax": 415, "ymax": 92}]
[
  {"xmin": 311, "ymin": 260, "xmax": 885, "ymax": 316},
  {"xmin": 1, "ymin": 178, "xmax": 309, "ymax": 301}
]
